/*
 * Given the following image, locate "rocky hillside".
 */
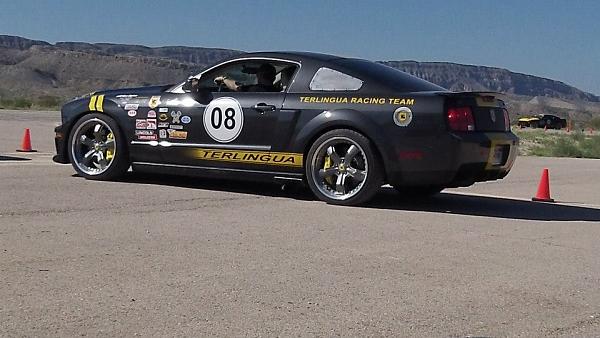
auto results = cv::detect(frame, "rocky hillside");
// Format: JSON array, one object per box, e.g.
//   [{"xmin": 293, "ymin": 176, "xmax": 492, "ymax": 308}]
[
  {"xmin": 1, "ymin": 35, "xmax": 598, "ymax": 120},
  {"xmin": 380, "ymin": 61, "xmax": 598, "ymax": 103},
  {"xmin": 0, "ymin": 35, "xmax": 240, "ymax": 101}
]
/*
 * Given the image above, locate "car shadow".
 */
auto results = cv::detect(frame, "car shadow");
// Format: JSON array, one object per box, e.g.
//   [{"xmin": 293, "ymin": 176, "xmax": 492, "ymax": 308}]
[
  {"xmin": 95, "ymin": 172, "xmax": 315, "ymax": 201},
  {"xmin": 0, "ymin": 155, "xmax": 31, "ymax": 161},
  {"xmin": 365, "ymin": 188, "xmax": 600, "ymax": 222},
  {"xmin": 105, "ymin": 172, "xmax": 600, "ymax": 222}
]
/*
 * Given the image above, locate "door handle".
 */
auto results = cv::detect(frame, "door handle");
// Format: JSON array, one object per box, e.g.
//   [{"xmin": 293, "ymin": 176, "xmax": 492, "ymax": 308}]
[{"xmin": 253, "ymin": 103, "xmax": 276, "ymax": 113}]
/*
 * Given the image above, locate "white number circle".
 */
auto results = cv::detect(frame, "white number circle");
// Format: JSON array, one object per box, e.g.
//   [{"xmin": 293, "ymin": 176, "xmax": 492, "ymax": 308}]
[{"xmin": 203, "ymin": 97, "xmax": 244, "ymax": 143}]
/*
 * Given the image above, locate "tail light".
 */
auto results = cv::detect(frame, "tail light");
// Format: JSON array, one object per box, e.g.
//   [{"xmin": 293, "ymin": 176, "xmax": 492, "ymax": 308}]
[
  {"xmin": 503, "ymin": 109, "xmax": 511, "ymax": 131},
  {"xmin": 447, "ymin": 107, "xmax": 475, "ymax": 131}
]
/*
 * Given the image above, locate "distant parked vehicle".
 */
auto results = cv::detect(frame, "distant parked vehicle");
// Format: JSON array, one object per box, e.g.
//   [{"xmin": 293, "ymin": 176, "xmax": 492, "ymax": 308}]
[{"xmin": 517, "ymin": 114, "xmax": 567, "ymax": 129}]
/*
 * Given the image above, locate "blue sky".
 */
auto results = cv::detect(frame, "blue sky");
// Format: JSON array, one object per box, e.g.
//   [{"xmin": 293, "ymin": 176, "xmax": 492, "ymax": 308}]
[{"xmin": 1, "ymin": 0, "xmax": 599, "ymax": 95}]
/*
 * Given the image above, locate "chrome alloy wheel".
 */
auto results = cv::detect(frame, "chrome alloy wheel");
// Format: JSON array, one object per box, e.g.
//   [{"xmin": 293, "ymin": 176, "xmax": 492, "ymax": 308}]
[
  {"xmin": 71, "ymin": 118, "xmax": 117, "ymax": 175},
  {"xmin": 310, "ymin": 136, "xmax": 368, "ymax": 201}
]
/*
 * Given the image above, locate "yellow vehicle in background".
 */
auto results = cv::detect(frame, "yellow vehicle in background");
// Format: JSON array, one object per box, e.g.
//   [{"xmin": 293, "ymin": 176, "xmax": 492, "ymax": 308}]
[{"xmin": 517, "ymin": 114, "xmax": 567, "ymax": 129}]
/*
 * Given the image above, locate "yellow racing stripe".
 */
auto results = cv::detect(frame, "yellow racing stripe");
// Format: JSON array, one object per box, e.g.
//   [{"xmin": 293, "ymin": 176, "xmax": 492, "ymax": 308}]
[
  {"xmin": 88, "ymin": 95, "xmax": 97, "ymax": 111},
  {"xmin": 188, "ymin": 148, "xmax": 303, "ymax": 167},
  {"xmin": 95, "ymin": 95, "xmax": 104, "ymax": 112}
]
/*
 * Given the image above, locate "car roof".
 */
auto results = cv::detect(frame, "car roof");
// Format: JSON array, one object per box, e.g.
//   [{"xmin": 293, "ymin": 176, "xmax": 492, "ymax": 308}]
[
  {"xmin": 226, "ymin": 51, "xmax": 345, "ymax": 63},
  {"xmin": 198, "ymin": 51, "xmax": 446, "ymax": 93}
]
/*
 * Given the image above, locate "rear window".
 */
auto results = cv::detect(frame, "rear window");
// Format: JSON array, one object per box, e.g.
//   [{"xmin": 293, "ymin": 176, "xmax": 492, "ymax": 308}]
[
  {"xmin": 334, "ymin": 58, "xmax": 446, "ymax": 92},
  {"xmin": 309, "ymin": 67, "xmax": 363, "ymax": 91}
]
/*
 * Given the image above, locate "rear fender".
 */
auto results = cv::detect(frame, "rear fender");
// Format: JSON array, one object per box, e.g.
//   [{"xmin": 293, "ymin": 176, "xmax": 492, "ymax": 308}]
[{"xmin": 293, "ymin": 109, "xmax": 392, "ymax": 177}]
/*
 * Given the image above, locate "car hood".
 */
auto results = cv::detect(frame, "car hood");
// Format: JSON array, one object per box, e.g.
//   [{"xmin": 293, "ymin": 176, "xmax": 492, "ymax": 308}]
[{"xmin": 94, "ymin": 84, "xmax": 174, "ymax": 97}]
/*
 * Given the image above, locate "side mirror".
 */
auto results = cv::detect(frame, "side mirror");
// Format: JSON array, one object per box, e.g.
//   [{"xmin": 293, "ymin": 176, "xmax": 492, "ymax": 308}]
[
  {"xmin": 182, "ymin": 78, "xmax": 197, "ymax": 92},
  {"xmin": 182, "ymin": 77, "xmax": 212, "ymax": 104},
  {"xmin": 194, "ymin": 88, "xmax": 212, "ymax": 104}
]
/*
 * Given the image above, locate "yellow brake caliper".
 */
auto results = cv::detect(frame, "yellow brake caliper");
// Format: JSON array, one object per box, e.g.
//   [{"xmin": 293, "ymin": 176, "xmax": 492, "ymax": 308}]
[
  {"xmin": 105, "ymin": 132, "xmax": 114, "ymax": 160},
  {"xmin": 324, "ymin": 155, "xmax": 333, "ymax": 185}
]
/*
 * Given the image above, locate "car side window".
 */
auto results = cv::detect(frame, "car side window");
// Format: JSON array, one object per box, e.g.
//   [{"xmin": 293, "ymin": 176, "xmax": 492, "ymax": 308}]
[
  {"xmin": 309, "ymin": 67, "xmax": 363, "ymax": 91},
  {"xmin": 197, "ymin": 63, "xmax": 254, "ymax": 91},
  {"xmin": 198, "ymin": 60, "xmax": 298, "ymax": 93}
]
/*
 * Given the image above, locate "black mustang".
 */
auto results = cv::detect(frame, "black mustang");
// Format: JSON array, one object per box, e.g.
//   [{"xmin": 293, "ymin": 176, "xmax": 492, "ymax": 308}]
[{"xmin": 54, "ymin": 52, "xmax": 518, "ymax": 205}]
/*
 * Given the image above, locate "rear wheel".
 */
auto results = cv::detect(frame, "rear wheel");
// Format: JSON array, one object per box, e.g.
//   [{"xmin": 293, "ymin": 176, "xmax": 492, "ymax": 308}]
[
  {"xmin": 305, "ymin": 129, "xmax": 383, "ymax": 205},
  {"xmin": 68, "ymin": 113, "xmax": 129, "ymax": 180}
]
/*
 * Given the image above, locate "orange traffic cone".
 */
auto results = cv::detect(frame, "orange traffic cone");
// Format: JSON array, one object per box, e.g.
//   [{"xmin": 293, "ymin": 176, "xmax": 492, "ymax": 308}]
[
  {"xmin": 532, "ymin": 168, "xmax": 554, "ymax": 202},
  {"xmin": 16, "ymin": 128, "xmax": 37, "ymax": 152}
]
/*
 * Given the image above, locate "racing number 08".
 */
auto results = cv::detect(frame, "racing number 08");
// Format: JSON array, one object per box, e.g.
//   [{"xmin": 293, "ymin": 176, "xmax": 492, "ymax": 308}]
[
  {"xmin": 210, "ymin": 107, "xmax": 236, "ymax": 130},
  {"xmin": 203, "ymin": 97, "xmax": 244, "ymax": 143}
]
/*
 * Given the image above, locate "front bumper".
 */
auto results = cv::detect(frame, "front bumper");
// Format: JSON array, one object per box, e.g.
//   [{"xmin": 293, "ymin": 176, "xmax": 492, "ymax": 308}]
[{"xmin": 53, "ymin": 124, "xmax": 70, "ymax": 164}]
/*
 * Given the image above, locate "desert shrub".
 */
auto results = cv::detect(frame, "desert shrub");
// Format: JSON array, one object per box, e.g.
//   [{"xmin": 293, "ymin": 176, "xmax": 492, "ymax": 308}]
[
  {"xmin": 0, "ymin": 98, "xmax": 14, "ymax": 108},
  {"xmin": 550, "ymin": 137, "xmax": 583, "ymax": 157},
  {"xmin": 570, "ymin": 131, "xmax": 586, "ymax": 143},
  {"xmin": 580, "ymin": 135, "xmax": 600, "ymax": 158},
  {"xmin": 588, "ymin": 117, "xmax": 600, "ymax": 130},
  {"xmin": 12, "ymin": 98, "xmax": 32, "ymax": 108},
  {"xmin": 527, "ymin": 132, "xmax": 600, "ymax": 159},
  {"xmin": 36, "ymin": 95, "xmax": 62, "ymax": 108}
]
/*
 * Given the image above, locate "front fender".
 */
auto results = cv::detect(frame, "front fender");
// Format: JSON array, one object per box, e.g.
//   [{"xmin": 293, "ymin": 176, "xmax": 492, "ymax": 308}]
[
  {"xmin": 61, "ymin": 95, "xmax": 122, "ymax": 126},
  {"xmin": 54, "ymin": 95, "xmax": 123, "ymax": 164}
]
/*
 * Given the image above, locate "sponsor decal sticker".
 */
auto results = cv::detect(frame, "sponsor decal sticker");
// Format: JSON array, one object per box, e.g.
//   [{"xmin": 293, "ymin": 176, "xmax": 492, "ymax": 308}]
[
  {"xmin": 171, "ymin": 110, "xmax": 182, "ymax": 124},
  {"xmin": 159, "ymin": 107, "xmax": 169, "ymax": 113},
  {"xmin": 203, "ymin": 97, "xmax": 244, "ymax": 143},
  {"xmin": 158, "ymin": 122, "xmax": 169, "ymax": 128},
  {"xmin": 168, "ymin": 129, "xmax": 188, "ymax": 140},
  {"xmin": 149, "ymin": 96, "xmax": 161, "ymax": 109},
  {"xmin": 159, "ymin": 129, "xmax": 167, "ymax": 139},
  {"xmin": 169, "ymin": 124, "xmax": 184, "ymax": 130},
  {"xmin": 393, "ymin": 107, "xmax": 413, "ymax": 127},
  {"xmin": 127, "ymin": 110, "xmax": 137, "ymax": 117},
  {"xmin": 181, "ymin": 115, "xmax": 191, "ymax": 124},
  {"xmin": 116, "ymin": 94, "xmax": 138, "ymax": 99},
  {"xmin": 135, "ymin": 130, "xmax": 155, "ymax": 136},
  {"xmin": 299, "ymin": 96, "xmax": 415, "ymax": 105},
  {"xmin": 159, "ymin": 113, "xmax": 169, "ymax": 121},
  {"xmin": 124, "ymin": 103, "xmax": 139, "ymax": 110},
  {"xmin": 189, "ymin": 148, "xmax": 302, "ymax": 167},
  {"xmin": 148, "ymin": 110, "xmax": 157, "ymax": 118},
  {"xmin": 138, "ymin": 134, "xmax": 158, "ymax": 141},
  {"xmin": 135, "ymin": 119, "xmax": 157, "ymax": 130}
]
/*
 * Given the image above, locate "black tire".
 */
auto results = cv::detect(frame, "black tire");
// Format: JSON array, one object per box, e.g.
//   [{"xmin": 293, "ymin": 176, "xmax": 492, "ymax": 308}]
[
  {"xmin": 67, "ymin": 113, "xmax": 129, "ymax": 180},
  {"xmin": 394, "ymin": 185, "xmax": 444, "ymax": 199},
  {"xmin": 305, "ymin": 129, "xmax": 383, "ymax": 205}
]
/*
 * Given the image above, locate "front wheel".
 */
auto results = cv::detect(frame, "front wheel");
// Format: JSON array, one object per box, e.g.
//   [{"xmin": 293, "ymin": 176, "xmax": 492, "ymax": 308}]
[
  {"xmin": 305, "ymin": 129, "xmax": 383, "ymax": 205},
  {"xmin": 68, "ymin": 113, "xmax": 129, "ymax": 180}
]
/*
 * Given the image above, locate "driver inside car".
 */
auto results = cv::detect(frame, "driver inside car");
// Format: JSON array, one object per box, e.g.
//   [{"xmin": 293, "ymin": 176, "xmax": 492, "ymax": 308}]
[{"xmin": 214, "ymin": 63, "xmax": 279, "ymax": 92}]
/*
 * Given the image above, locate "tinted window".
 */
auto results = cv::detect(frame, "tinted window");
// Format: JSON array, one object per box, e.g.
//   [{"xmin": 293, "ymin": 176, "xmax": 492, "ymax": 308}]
[
  {"xmin": 334, "ymin": 59, "xmax": 446, "ymax": 92},
  {"xmin": 309, "ymin": 67, "xmax": 363, "ymax": 91},
  {"xmin": 198, "ymin": 60, "xmax": 298, "ymax": 93}
]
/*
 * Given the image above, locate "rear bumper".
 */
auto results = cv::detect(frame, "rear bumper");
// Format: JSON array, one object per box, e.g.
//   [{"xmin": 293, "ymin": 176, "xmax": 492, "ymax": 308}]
[
  {"xmin": 387, "ymin": 131, "xmax": 519, "ymax": 188},
  {"xmin": 53, "ymin": 124, "xmax": 70, "ymax": 164}
]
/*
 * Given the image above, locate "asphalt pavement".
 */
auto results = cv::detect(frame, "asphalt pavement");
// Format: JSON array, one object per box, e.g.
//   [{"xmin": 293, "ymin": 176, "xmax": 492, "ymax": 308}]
[{"xmin": 1, "ymin": 110, "xmax": 600, "ymax": 337}]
